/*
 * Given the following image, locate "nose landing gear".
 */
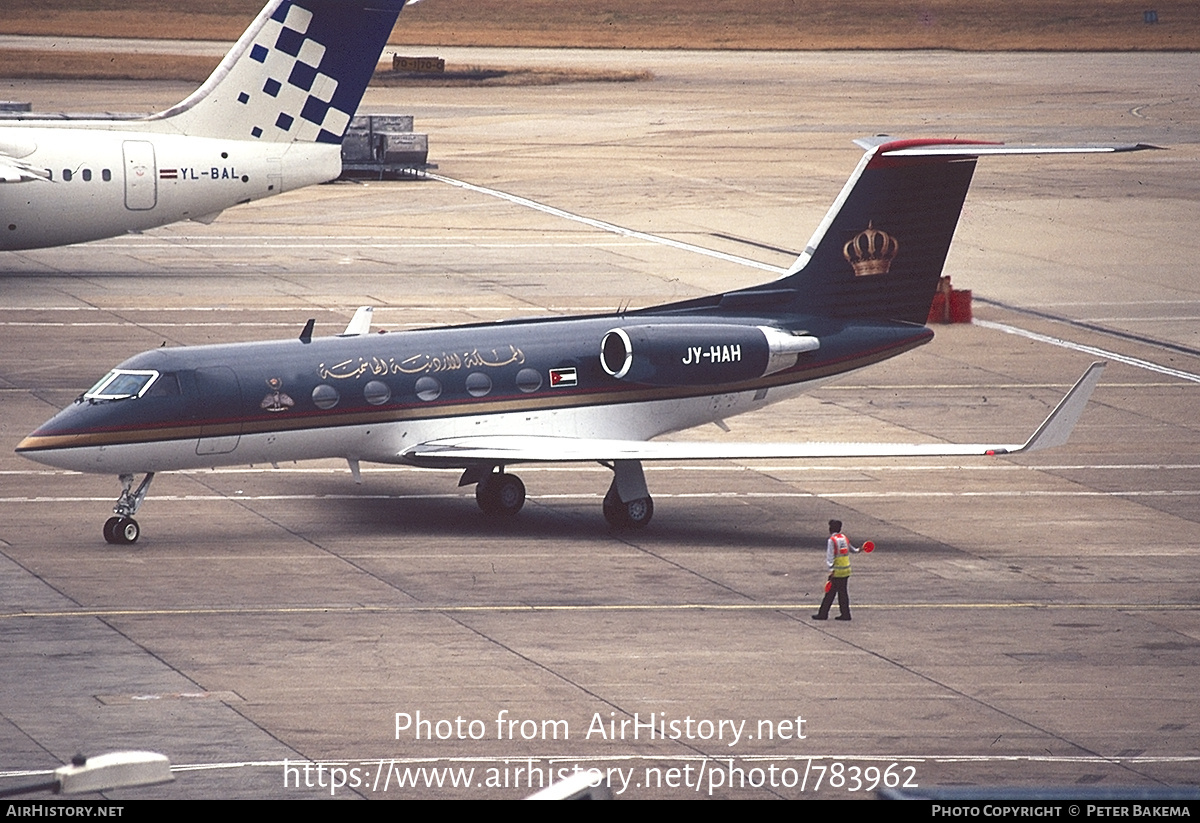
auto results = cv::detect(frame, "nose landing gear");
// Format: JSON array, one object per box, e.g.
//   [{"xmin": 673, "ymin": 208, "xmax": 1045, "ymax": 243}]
[
  {"xmin": 103, "ymin": 472, "xmax": 154, "ymax": 544},
  {"xmin": 103, "ymin": 516, "xmax": 140, "ymax": 544}
]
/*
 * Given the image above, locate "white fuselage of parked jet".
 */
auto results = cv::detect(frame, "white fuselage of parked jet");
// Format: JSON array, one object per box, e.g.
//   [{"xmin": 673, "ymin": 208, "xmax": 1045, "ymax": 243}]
[
  {"xmin": 0, "ymin": 124, "xmax": 338, "ymax": 250},
  {"xmin": 0, "ymin": 0, "xmax": 409, "ymax": 251}
]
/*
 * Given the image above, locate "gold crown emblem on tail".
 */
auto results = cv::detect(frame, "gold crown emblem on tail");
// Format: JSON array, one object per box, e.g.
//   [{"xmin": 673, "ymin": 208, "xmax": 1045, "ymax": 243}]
[{"xmin": 843, "ymin": 221, "xmax": 899, "ymax": 276}]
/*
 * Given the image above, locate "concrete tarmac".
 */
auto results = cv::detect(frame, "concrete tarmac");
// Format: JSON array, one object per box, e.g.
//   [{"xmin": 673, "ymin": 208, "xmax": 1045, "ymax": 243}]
[{"xmin": 1, "ymin": 50, "xmax": 1198, "ymax": 799}]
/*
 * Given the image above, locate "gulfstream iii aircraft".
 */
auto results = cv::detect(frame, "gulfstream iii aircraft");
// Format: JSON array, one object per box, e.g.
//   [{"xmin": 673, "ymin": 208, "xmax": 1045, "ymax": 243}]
[
  {"xmin": 0, "ymin": 0, "xmax": 406, "ymax": 251},
  {"xmin": 17, "ymin": 137, "xmax": 1145, "ymax": 543}
]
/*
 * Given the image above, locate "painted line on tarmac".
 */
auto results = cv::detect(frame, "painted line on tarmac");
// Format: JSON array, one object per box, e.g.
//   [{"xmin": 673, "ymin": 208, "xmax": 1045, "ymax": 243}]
[
  {"xmin": 7, "ymin": 462, "xmax": 1200, "ymax": 477},
  {"xmin": 0, "ymin": 321, "xmax": 443, "ymax": 329},
  {"xmin": 976, "ymin": 319, "xmax": 1200, "ymax": 384},
  {"xmin": 430, "ymin": 173, "xmax": 792, "ymax": 275},
  {"xmin": 77, "ymin": 241, "xmax": 648, "ymax": 249},
  {"xmin": 4, "ymin": 489, "xmax": 1198, "ymax": 505},
  {"xmin": 1, "ymin": 305, "xmax": 611, "ymax": 312},
  {"xmin": 3, "ymin": 602, "xmax": 1195, "ymax": 622}
]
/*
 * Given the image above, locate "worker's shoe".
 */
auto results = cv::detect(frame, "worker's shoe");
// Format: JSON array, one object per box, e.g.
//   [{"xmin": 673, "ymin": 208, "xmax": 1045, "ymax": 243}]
[
  {"xmin": 811, "ymin": 614, "xmax": 827, "ymax": 620},
  {"xmin": 835, "ymin": 615, "xmax": 852, "ymax": 621}
]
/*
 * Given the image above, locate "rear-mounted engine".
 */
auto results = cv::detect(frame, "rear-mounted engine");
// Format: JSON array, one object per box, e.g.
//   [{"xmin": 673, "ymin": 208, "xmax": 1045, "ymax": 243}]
[{"xmin": 599, "ymin": 324, "xmax": 819, "ymax": 387}]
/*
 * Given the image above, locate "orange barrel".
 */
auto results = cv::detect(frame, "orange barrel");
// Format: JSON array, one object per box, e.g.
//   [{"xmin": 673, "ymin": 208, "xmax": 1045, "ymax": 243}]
[{"xmin": 949, "ymin": 289, "xmax": 973, "ymax": 323}]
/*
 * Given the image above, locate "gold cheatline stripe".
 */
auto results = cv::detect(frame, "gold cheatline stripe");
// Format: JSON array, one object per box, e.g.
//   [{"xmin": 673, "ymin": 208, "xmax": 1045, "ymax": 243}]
[{"xmin": 3, "ymin": 602, "xmax": 1193, "ymax": 621}]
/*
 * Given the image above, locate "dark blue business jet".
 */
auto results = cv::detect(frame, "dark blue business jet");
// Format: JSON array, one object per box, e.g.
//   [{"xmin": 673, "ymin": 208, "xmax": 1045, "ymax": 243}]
[{"xmin": 17, "ymin": 137, "xmax": 1146, "ymax": 543}]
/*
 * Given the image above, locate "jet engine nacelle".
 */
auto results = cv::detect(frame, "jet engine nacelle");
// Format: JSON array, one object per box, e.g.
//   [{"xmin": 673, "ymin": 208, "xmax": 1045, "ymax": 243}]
[{"xmin": 599, "ymin": 324, "xmax": 819, "ymax": 386}]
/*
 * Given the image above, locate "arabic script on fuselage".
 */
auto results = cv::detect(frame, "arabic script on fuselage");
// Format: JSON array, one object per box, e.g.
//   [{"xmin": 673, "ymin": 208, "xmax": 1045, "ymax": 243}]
[{"xmin": 317, "ymin": 346, "xmax": 526, "ymax": 380}]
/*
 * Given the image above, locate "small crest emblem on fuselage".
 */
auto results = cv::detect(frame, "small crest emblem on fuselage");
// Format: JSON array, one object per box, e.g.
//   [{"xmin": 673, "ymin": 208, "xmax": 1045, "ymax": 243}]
[{"xmin": 261, "ymin": 377, "xmax": 295, "ymax": 412}]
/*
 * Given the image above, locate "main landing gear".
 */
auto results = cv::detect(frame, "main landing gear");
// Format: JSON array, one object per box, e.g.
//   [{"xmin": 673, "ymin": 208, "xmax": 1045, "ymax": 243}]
[
  {"xmin": 603, "ymin": 482, "xmax": 654, "ymax": 529},
  {"xmin": 475, "ymin": 470, "xmax": 526, "ymax": 516},
  {"xmin": 103, "ymin": 472, "xmax": 154, "ymax": 545},
  {"xmin": 465, "ymin": 460, "xmax": 655, "ymax": 529},
  {"xmin": 601, "ymin": 459, "xmax": 653, "ymax": 529}
]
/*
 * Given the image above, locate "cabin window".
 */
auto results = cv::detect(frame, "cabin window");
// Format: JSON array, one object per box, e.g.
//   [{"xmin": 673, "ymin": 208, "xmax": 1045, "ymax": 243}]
[
  {"xmin": 62, "ymin": 169, "xmax": 72, "ymax": 181},
  {"xmin": 415, "ymin": 376, "xmax": 441, "ymax": 402},
  {"xmin": 465, "ymin": 372, "xmax": 492, "ymax": 398},
  {"xmin": 84, "ymin": 369, "xmax": 160, "ymax": 401},
  {"xmin": 312, "ymin": 384, "xmax": 340, "ymax": 410},
  {"xmin": 516, "ymin": 368, "xmax": 542, "ymax": 393},
  {"xmin": 82, "ymin": 169, "xmax": 92, "ymax": 182},
  {"xmin": 102, "ymin": 169, "xmax": 112, "ymax": 182},
  {"xmin": 363, "ymin": 380, "xmax": 391, "ymax": 406}
]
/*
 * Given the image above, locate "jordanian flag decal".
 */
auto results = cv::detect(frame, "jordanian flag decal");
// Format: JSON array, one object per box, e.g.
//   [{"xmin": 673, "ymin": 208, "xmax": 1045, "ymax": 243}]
[{"xmin": 549, "ymin": 367, "xmax": 577, "ymax": 388}]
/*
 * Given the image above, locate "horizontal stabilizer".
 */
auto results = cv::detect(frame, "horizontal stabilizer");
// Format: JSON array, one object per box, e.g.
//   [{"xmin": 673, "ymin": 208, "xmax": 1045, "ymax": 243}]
[
  {"xmin": 189, "ymin": 210, "xmax": 225, "ymax": 225},
  {"xmin": 852, "ymin": 137, "xmax": 1159, "ymax": 156},
  {"xmin": 402, "ymin": 363, "xmax": 1105, "ymax": 467},
  {"xmin": 0, "ymin": 156, "xmax": 53, "ymax": 183}
]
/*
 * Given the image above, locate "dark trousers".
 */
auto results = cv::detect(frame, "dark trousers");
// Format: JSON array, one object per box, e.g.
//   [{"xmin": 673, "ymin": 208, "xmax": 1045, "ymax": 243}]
[{"xmin": 817, "ymin": 576, "xmax": 850, "ymax": 618}]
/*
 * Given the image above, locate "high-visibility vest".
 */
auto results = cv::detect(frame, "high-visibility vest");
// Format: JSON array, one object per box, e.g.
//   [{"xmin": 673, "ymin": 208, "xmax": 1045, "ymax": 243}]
[{"xmin": 831, "ymin": 533, "xmax": 852, "ymax": 578}]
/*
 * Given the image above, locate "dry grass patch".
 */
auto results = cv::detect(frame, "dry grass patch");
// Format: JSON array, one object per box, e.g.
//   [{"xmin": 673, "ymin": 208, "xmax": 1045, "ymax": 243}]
[
  {"xmin": 373, "ymin": 65, "xmax": 653, "ymax": 87},
  {"xmin": 393, "ymin": 0, "xmax": 1200, "ymax": 50},
  {"xmin": 0, "ymin": 50, "xmax": 221, "ymax": 82},
  {"xmin": 0, "ymin": 0, "xmax": 1196, "ymax": 50},
  {"xmin": 0, "ymin": 50, "xmax": 651, "ymax": 86}
]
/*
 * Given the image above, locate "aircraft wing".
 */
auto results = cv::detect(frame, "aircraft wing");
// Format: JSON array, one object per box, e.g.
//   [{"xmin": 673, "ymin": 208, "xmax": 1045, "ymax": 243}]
[
  {"xmin": 403, "ymin": 362, "xmax": 1105, "ymax": 467},
  {"xmin": 0, "ymin": 153, "xmax": 52, "ymax": 183}
]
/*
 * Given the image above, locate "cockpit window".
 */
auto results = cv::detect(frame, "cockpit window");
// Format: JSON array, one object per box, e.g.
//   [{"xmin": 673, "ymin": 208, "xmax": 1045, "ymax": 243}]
[
  {"xmin": 146, "ymin": 372, "xmax": 180, "ymax": 396},
  {"xmin": 84, "ymin": 369, "xmax": 160, "ymax": 401}
]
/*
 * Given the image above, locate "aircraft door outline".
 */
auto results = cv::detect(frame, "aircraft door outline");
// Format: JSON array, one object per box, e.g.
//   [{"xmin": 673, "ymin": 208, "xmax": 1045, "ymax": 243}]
[
  {"xmin": 122, "ymin": 140, "xmax": 157, "ymax": 210},
  {"xmin": 267, "ymin": 156, "xmax": 283, "ymax": 194},
  {"xmin": 194, "ymin": 366, "xmax": 242, "ymax": 455}
]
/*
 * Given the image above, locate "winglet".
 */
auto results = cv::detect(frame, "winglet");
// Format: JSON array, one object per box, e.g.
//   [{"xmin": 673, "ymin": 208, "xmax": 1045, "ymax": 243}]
[
  {"xmin": 996, "ymin": 362, "xmax": 1106, "ymax": 455},
  {"xmin": 341, "ymin": 306, "xmax": 373, "ymax": 336}
]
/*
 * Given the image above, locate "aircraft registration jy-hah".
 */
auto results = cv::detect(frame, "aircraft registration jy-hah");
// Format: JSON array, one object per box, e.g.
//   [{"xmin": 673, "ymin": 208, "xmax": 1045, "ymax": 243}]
[
  {"xmin": 16, "ymin": 137, "xmax": 1149, "ymax": 543},
  {"xmin": 0, "ymin": 0, "xmax": 407, "ymax": 251}
]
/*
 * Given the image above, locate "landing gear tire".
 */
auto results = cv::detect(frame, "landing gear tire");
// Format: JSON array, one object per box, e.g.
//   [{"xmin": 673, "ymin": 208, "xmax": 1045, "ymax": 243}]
[
  {"xmin": 603, "ymin": 484, "xmax": 653, "ymax": 529},
  {"xmin": 105, "ymin": 517, "xmax": 140, "ymax": 545},
  {"xmin": 476, "ymin": 473, "xmax": 525, "ymax": 516},
  {"xmin": 107, "ymin": 472, "xmax": 152, "ymax": 545},
  {"xmin": 625, "ymin": 495, "xmax": 653, "ymax": 528}
]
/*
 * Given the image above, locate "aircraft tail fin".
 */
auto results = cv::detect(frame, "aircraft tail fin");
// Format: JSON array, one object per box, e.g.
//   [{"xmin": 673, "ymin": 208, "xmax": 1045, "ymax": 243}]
[
  {"xmin": 780, "ymin": 138, "xmax": 1152, "ymax": 325},
  {"xmin": 148, "ymin": 0, "xmax": 406, "ymax": 144}
]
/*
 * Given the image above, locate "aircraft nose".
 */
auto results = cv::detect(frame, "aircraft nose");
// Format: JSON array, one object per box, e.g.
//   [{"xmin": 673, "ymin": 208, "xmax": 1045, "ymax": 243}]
[
  {"xmin": 16, "ymin": 416, "xmax": 71, "ymax": 465},
  {"xmin": 13, "ymin": 405, "xmax": 103, "ymax": 470}
]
